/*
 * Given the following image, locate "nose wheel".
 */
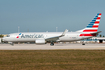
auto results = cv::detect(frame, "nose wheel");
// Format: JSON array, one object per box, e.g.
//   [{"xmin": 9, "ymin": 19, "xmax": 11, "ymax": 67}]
[{"xmin": 10, "ymin": 43, "xmax": 14, "ymax": 46}]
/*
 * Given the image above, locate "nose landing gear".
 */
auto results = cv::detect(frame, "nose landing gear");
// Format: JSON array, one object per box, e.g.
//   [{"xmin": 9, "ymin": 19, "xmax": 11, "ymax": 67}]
[{"xmin": 10, "ymin": 42, "xmax": 14, "ymax": 46}]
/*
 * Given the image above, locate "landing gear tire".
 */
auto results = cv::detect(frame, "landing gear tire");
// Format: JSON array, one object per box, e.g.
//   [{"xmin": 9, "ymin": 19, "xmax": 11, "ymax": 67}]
[
  {"xmin": 50, "ymin": 42, "xmax": 54, "ymax": 46},
  {"xmin": 82, "ymin": 43, "xmax": 85, "ymax": 45},
  {"xmin": 10, "ymin": 43, "xmax": 14, "ymax": 46}
]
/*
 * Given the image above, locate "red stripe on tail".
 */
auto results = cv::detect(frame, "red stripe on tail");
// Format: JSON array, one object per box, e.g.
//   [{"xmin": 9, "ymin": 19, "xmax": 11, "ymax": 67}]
[
  {"xmin": 83, "ymin": 30, "xmax": 97, "ymax": 32},
  {"xmin": 92, "ymin": 25, "xmax": 98, "ymax": 28},
  {"xmin": 99, "ymin": 13, "xmax": 101, "ymax": 15},
  {"xmin": 97, "ymin": 17, "xmax": 101, "ymax": 19},
  {"xmin": 95, "ymin": 21, "xmax": 99, "ymax": 23}
]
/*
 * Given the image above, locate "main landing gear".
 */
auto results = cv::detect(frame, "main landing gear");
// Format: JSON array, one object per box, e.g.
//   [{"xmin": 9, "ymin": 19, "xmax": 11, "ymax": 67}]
[
  {"xmin": 82, "ymin": 43, "xmax": 85, "ymax": 45},
  {"xmin": 50, "ymin": 42, "xmax": 54, "ymax": 46},
  {"xmin": 82, "ymin": 41, "xmax": 85, "ymax": 45}
]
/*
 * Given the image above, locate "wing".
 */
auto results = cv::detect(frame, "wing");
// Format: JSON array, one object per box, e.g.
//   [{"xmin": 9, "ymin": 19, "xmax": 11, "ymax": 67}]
[{"xmin": 45, "ymin": 29, "xmax": 68, "ymax": 42}]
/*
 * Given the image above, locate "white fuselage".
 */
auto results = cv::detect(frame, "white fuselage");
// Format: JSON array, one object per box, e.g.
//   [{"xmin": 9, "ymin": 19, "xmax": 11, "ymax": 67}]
[{"xmin": 2, "ymin": 32, "xmax": 91, "ymax": 43}]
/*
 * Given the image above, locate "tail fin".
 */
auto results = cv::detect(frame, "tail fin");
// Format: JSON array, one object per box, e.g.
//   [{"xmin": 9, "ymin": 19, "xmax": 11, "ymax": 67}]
[{"xmin": 76, "ymin": 13, "xmax": 102, "ymax": 33}]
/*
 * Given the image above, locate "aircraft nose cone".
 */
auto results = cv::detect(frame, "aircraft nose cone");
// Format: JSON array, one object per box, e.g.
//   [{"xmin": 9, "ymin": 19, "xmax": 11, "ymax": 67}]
[{"xmin": 1, "ymin": 37, "xmax": 5, "ymax": 41}]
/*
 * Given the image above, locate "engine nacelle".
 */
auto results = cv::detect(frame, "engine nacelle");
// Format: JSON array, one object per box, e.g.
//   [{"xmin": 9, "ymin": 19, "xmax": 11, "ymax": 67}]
[{"xmin": 35, "ymin": 39, "xmax": 46, "ymax": 44}]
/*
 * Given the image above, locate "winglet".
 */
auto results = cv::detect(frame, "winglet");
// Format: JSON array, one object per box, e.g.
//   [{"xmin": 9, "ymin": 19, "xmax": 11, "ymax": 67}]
[{"xmin": 60, "ymin": 29, "xmax": 68, "ymax": 37}]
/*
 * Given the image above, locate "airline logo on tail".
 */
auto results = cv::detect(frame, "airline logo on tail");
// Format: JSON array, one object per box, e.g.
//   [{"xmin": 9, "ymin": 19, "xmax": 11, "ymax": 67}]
[
  {"xmin": 84, "ymin": 13, "xmax": 101, "ymax": 32},
  {"xmin": 79, "ymin": 13, "xmax": 102, "ymax": 36}
]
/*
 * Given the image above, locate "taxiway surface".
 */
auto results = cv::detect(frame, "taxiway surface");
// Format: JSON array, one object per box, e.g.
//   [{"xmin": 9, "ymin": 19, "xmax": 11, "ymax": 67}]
[{"xmin": 0, "ymin": 43, "xmax": 105, "ymax": 50}]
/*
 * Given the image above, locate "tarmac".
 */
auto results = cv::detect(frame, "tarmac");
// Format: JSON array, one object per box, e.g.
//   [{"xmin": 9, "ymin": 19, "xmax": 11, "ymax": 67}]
[{"xmin": 0, "ymin": 43, "xmax": 105, "ymax": 50}]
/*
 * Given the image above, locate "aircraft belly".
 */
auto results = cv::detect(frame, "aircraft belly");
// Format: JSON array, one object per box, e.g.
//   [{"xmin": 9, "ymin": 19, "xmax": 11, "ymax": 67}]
[
  {"xmin": 59, "ymin": 36, "xmax": 91, "ymax": 42},
  {"xmin": 59, "ymin": 37, "xmax": 78, "ymax": 42}
]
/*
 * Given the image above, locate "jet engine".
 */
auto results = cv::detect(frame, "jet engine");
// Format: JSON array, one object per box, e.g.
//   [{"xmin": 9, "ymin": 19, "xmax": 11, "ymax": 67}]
[{"xmin": 35, "ymin": 39, "xmax": 46, "ymax": 44}]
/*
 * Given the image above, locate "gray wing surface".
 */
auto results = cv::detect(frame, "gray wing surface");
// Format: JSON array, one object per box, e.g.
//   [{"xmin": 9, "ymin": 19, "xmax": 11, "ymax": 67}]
[{"xmin": 45, "ymin": 29, "xmax": 68, "ymax": 41}]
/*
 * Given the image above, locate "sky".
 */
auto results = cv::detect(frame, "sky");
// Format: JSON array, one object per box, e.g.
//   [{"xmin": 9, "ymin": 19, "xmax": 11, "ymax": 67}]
[{"xmin": 0, "ymin": 0, "xmax": 105, "ymax": 36}]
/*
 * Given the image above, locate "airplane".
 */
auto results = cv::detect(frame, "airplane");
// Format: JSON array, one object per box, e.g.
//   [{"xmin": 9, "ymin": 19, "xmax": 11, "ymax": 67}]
[{"xmin": 2, "ymin": 13, "xmax": 102, "ymax": 46}]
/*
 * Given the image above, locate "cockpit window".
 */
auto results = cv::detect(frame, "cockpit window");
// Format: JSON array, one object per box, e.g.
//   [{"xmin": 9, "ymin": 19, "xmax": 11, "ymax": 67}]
[{"xmin": 6, "ymin": 35, "xmax": 10, "ymax": 37}]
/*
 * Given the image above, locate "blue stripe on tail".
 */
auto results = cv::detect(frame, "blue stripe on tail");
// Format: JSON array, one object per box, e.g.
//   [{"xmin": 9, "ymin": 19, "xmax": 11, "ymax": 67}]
[{"xmin": 86, "ymin": 13, "xmax": 100, "ymax": 28}]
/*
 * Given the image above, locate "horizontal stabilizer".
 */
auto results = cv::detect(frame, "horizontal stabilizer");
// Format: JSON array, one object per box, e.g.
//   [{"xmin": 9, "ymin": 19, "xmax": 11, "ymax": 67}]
[{"xmin": 90, "ymin": 31, "xmax": 102, "ymax": 34}]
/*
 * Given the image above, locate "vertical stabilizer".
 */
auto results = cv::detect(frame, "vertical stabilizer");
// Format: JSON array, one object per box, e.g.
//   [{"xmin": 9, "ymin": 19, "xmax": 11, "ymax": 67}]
[{"xmin": 76, "ymin": 13, "xmax": 102, "ymax": 33}]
